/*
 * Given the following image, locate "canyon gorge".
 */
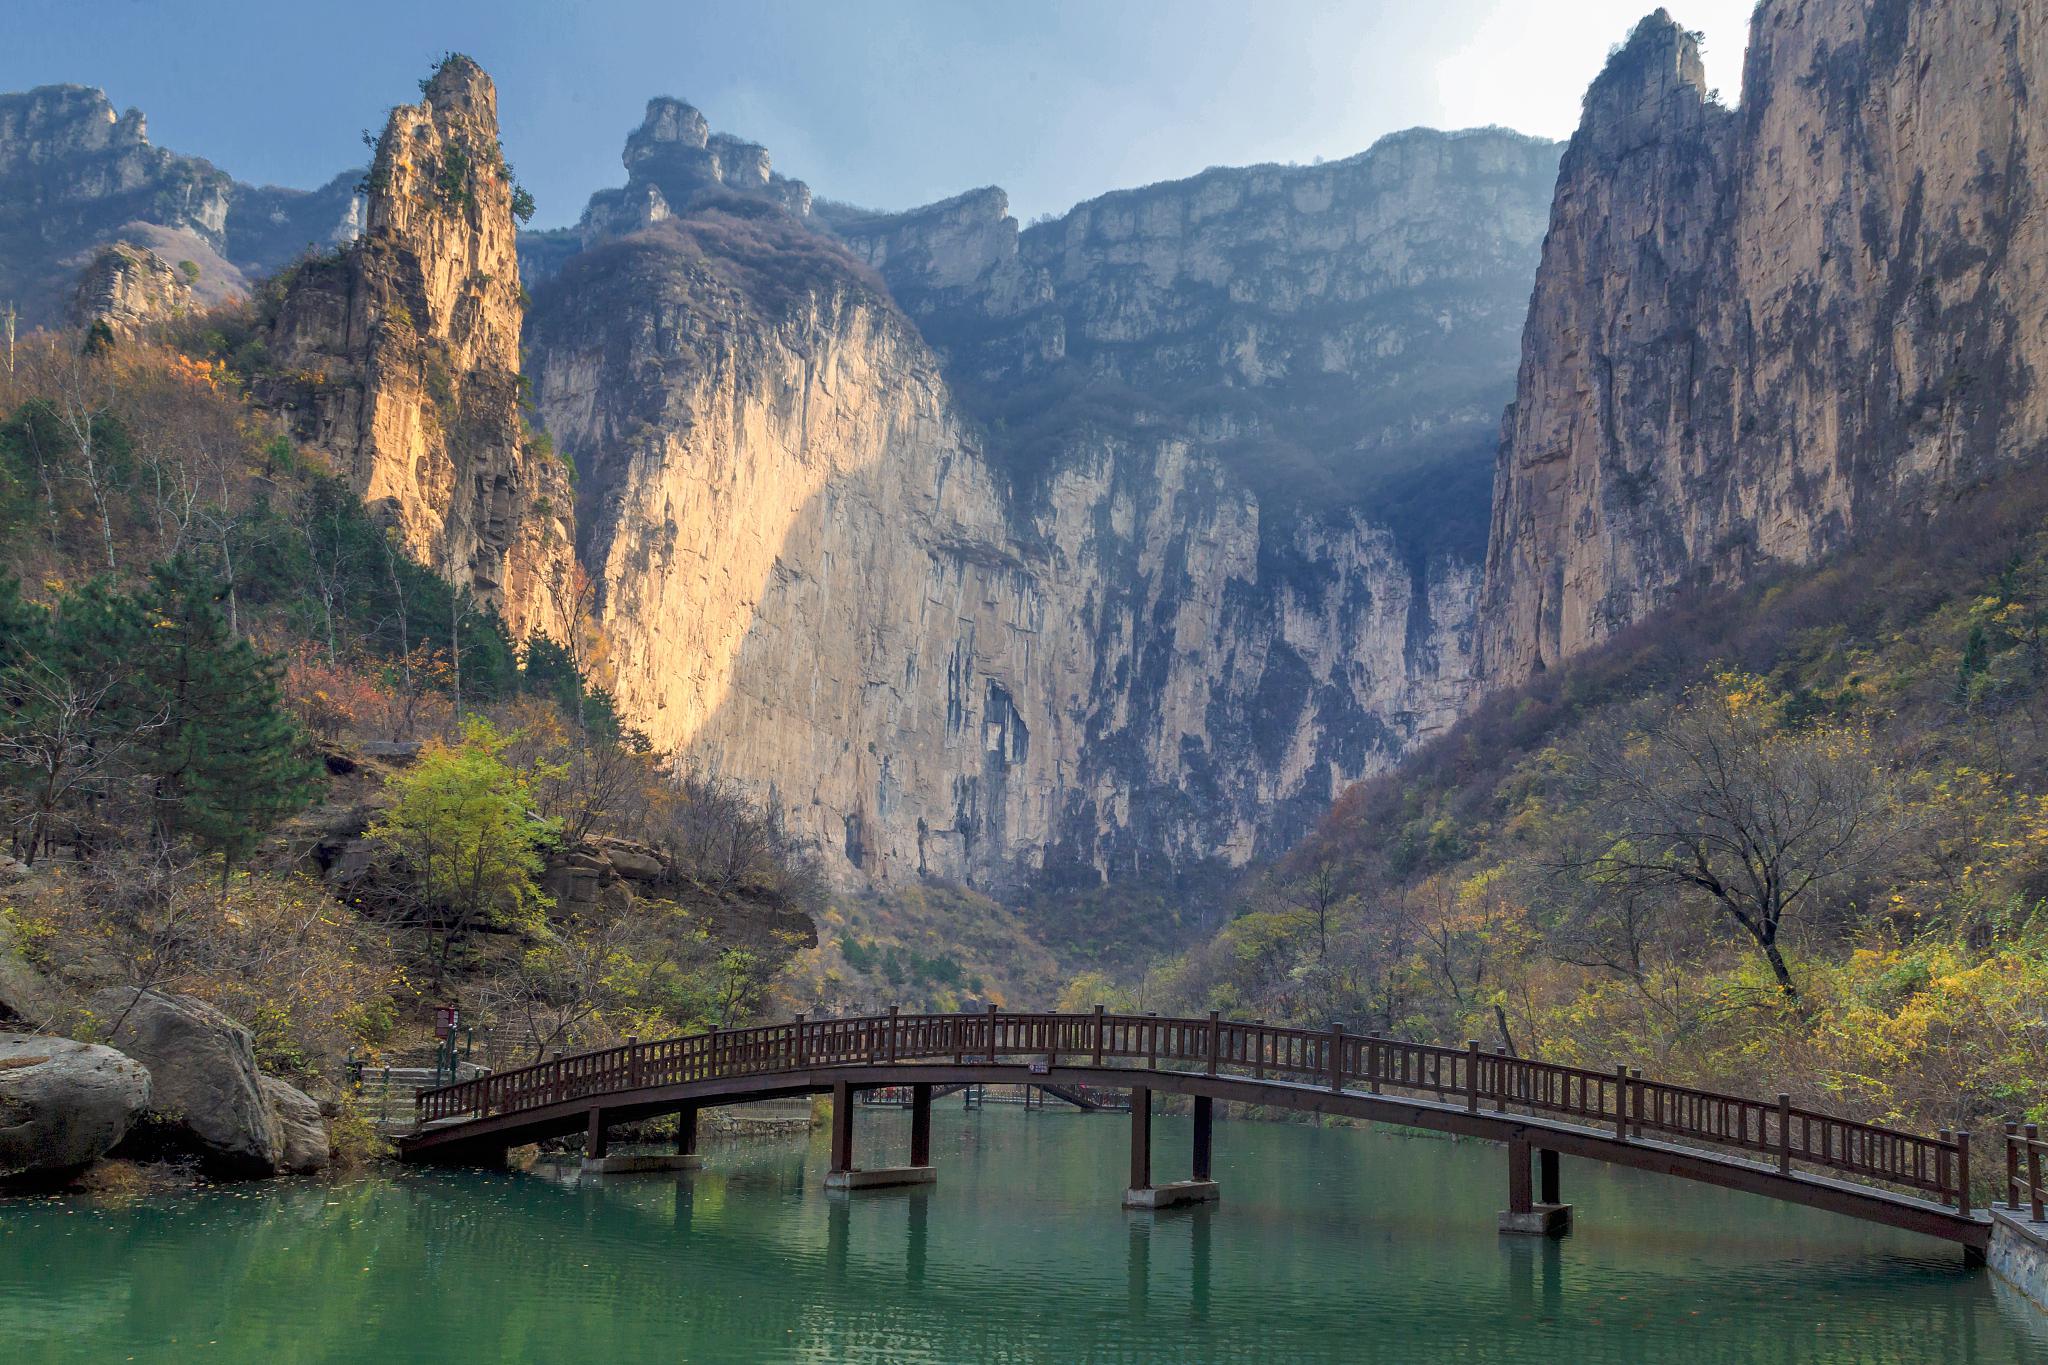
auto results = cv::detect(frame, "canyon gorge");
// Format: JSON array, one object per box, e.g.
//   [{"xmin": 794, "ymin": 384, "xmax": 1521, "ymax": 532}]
[{"xmin": 5, "ymin": 0, "xmax": 2045, "ymax": 905}]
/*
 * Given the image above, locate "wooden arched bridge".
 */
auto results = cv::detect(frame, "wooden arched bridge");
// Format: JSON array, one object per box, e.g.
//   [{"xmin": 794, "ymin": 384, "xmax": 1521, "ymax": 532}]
[{"xmin": 401, "ymin": 1008, "xmax": 1996, "ymax": 1256}]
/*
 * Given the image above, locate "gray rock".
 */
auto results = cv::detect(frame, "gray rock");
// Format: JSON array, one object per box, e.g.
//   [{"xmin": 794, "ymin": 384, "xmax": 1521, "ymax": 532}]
[
  {"xmin": 0, "ymin": 1032, "xmax": 151, "ymax": 1181},
  {"xmin": 597, "ymin": 840, "xmax": 665, "ymax": 882},
  {"xmin": 259, "ymin": 1075, "xmax": 330, "ymax": 1174},
  {"xmin": 90, "ymin": 988, "xmax": 280, "ymax": 1175}
]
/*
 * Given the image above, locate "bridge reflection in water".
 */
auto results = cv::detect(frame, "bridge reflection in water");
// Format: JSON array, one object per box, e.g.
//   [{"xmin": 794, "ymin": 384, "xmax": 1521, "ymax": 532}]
[{"xmin": 403, "ymin": 1008, "xmax": 2001, "ymax": 1258}]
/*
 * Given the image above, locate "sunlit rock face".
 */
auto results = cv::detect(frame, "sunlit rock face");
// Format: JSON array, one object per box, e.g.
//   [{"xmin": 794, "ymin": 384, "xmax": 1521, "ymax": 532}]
[
  {"xmin": 528, "ymin": 112, "xmax": 1556, "ymax": 891},
  {"xmin": 261, "ymin": 58, "xmax": 574, "ymax": 643},
  {"xmin": 1482, "ymin": 2, "xmax": 2048, "ymax": 683},
  {"xmin": 0, "ymin": 84, "xmax": 358, "ymax": 326},
  {"xmin": 69, "ymin": 242, "xmax": 192, "ymax": 334}
]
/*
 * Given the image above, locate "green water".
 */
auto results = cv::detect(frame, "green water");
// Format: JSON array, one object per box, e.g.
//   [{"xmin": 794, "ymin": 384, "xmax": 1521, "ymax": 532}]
[{"xmin": 4, "ymin": 1104, "xmax": 2045, "ymax": 1363}]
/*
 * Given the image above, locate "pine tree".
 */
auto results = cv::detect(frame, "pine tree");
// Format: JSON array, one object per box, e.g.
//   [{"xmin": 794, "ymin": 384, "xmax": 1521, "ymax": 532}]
[{"xmin": 133, "ymin": 558, "xmax": 319, "ymax": 875}]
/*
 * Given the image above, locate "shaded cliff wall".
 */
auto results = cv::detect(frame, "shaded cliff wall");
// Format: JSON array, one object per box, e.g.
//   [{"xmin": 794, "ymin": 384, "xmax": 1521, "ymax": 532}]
[
  {"xmin": 1483, "ymin": 2, "xmax": 2048, "ymax": 681},
  {"xmin": 263, "ymin": 59, "xmax": 573, "ymax": 641}
]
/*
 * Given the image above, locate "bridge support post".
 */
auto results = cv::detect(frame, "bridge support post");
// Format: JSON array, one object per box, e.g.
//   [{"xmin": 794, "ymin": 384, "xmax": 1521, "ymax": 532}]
[
  {"xmin": 910, "ymin": 1083, "xmax": 933, "ymax": 1167},
  {"xmin": 1129, "ymin": 1085, "xmax": 1150, "ymax": 1191},
  {"xmin": 1499, "ymin": 1137, "xmax": 1572, "ymax": 1237},
  {"xmin": 1124, "ymin": 1086, "xmax": 1219, "ymax": 1210},
  {"xmin": 677, "ymin": 1105, "xmax": 698, "ymax": 1158},
  {"xmin": 578, "ymin": 1103, "xmax": 704, "ymax": 1175},
  {"xmin": 830, "ymin": 1080, "xmax": 853, "ymax": 1173},
  {"xmin": 825, "ymin": 1080, "xmax": 936, "ymax": 1192}
]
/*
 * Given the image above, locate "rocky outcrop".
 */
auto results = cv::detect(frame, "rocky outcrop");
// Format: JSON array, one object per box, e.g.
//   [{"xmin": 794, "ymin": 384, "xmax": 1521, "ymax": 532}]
[
  {"xmin": 0, "ymin": 84, "xmax": 359, "ymax": 326},
  {"xmin": 262, "ymin": 57, "xmax": 573, "ymax": 642},
  {"xmin": 90, "ymin": 987, "xmax": 279, "ymax": 1175},
  {"xmin": 1482, "ymin": 3, "xmax": 2048, "ymax": 682},
  {"xmin": 571, "ymin": 98, "xmax": 812, "ymax": 250},
  {"xmin": 259, "ymin": 1074, "xmax": 330, "ymax": 1174},
  {"xmin": 0, "ymin": 1032, "xmax": 151, "ymax": 1181},
  {"xmin": 69, "ymin": 242, "xmax": 192, "ymax": 333},
  {"xmin": 529, "ymin": 117, "xmax": 1549, "ymax": 890},
  {"xmin": 835, "ymin": 127, "xmax": 1558, "ymax": 518}
]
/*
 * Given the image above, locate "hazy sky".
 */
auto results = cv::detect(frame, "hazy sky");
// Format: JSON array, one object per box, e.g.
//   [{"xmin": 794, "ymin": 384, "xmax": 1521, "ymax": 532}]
[{"xmin": 10, "ymin": 1, "xmax": 1755, "ymax": 228}]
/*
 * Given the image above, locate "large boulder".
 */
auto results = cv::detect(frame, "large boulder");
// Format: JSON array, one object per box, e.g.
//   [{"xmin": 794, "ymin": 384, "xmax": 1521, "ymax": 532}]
[
  {"xmin": 259, "ymin": 1075, "xmax": 331, "ymax": 1174},
  {"xmin": 90, "ymin": 988, "xmax": 280, "ymax": 1175},
  {"xmin": 0, "ymin": 1032, "xmax": 151, "ymax": 1182}
]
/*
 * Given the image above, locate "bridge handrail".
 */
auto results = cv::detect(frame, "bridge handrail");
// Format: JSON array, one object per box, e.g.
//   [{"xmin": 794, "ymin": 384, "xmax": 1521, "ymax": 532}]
[
  {"xmin": 414, "ymin": 1008, "xmax": 1971, "ymax": 1210},
  {"xmin": 2008, "ymin": 1121, "xmax": 2046, "ymax": 1222}
]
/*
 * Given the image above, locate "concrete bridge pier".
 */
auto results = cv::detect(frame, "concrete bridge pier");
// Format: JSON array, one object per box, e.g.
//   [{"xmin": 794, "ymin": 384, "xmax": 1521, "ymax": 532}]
[
  {"xmin": 1124, "ymin": 1087, "xmax": 1220, "ymax": 1209},
  {"xmin": 580, "ymin": 1104, "xmax": 702, "ymax": 1174},
  {"xmin": 827, "ymin": 1079, "xmax": 937, "ymax": 1190},
  {"xmin": 1499, "ymin": 1137, "xmax": 1572, "ymax": 1236}
]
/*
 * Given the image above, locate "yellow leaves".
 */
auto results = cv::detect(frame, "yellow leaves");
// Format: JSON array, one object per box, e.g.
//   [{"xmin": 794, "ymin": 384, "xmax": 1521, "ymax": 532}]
[{"xmin": 1718, "ymin": 670, "xmax": 1775, "ymax": 714}]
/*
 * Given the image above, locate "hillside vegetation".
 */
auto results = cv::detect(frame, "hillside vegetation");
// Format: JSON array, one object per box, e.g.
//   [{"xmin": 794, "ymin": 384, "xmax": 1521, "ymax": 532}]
[
  {"xmin": 1103, "ymin": 472, "xmax": 2048, "ymax": 1143},
  {"xmin": 0, "ymin": 324, "xmax": 820, "ymax": 1123}
]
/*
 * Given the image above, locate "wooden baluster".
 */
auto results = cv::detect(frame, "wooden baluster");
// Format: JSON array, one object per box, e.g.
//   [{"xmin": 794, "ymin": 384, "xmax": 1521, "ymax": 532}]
[
  {"xmin": 1465, "ymin": 1040, "xmax": 1480, "ymax": 1113},
  {"xmin": 1093, "ymin": 1003, "xmax": 1106, "ymax": 1066},
  {"xmin": 627, "ymin": 1037, "xmax": 641, "ymax": 1090},
  {"xmin": 1958, "ymin": 1130, "xmax": 1973, "ymax": 1216},
  {"xmin": 1367, "ymin": 1033, "xmax": 1381, "ymax": 1095},
  {"xmin": 1147, "ymin": 1013, "xmax": 1159, "ymax": 1071},
  {"xmin": 1208, "ymin": 1011, "xmax": 1222, "ymax": 1077},
  {"xmin": 2028, "ymin": 1124, "xmax": 2044, "ymax": 1222},
  {"xmin": 886, "ymin": 1005, "xmax": 899, "ymax": 1065},
  {"xmin": 1778, "ymin": 1094, "xmax": 1792, "ymax": 1175},
  {"xmin": 1494, "ymin": 1046, "xmax": 1509, "ymax": 1114},
  {"xmin": 1629, "ymin": 1069, "xmax": 1643, "ymax": 1139},
  {"xmin": 1613, "ymin": 1065, "xmax": 1629, "ymax": 1143},
  {"xmin": 1253, "ymin": 1021, "xmax": 1266, "ymax": 1081},
  {"xmin": 1328, "ymin": 1021, "xmax": 1346, "ymax": 1093}
]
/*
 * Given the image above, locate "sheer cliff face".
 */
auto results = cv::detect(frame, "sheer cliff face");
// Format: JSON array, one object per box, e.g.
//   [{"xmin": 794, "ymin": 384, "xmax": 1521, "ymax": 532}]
[
  {"xmin": 264, "ymin": 60, "xmax": 573, "ymax": 641},
  {"xmin": 1483, "ymin": 3, "xmax": 2048, "ymax": 682},
  {"xmin": 833, "ymin": 129, "xmax": 1560, "ymax": 533},
  {"xmin": 0, "ymin": 85, "xmax": 359, "ymax": 327},
  {"xmin": 530, "ymin": 112, "xmax": 1550, "ymax": 890}
]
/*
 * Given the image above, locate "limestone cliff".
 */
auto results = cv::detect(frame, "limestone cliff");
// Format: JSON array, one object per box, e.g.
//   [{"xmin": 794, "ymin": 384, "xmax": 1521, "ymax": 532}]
[
  {"xmin": 0, "ymin": 84, "xmax": 359, "ymax": 327},
  {"xmin": 69, "ymin": 242, "xmax": 193, "ymax": 333},
  {"xmin": 529, "ymin": 111, "xmax": 1552, "ymax": 889},
  {"xmin": 1483, "ymin": 3, "xmax": 2048, "ymax": 681},
  {"xmin": 263, "ymin": 58, "xmax": 573, "ymax": 641}
]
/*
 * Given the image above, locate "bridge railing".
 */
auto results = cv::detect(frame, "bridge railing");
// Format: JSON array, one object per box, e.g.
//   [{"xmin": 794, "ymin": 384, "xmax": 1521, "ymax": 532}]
[
  {"xmin": 2008, "ymin": 1122, "xmax": 2046, "ymax": 1222},
  {"xmin": 414, "ymin": 1008, "xmax": 1971, "ymax": 1210}
]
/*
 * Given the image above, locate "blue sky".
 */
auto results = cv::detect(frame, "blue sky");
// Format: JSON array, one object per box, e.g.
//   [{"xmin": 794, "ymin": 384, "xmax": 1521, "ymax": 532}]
[{"xmin": 10, "ymin": 0, "xmax": 1755, "ymax": 229}]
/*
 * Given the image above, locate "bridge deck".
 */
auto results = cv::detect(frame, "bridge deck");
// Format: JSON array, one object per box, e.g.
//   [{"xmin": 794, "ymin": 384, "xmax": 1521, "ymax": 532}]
[{"xmin": 395, "ymin": 1011, "xmax": 1994, "ymax": 1251}]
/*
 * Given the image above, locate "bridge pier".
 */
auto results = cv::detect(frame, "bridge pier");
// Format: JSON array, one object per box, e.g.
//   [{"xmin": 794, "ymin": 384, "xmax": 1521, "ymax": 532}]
[
  {"xmin": 1499, "ymin": 1137, "xmax": 1572, "ymax": 1237},
  {"xmin": 825, "ymin": 1079, "xmax": 937, "ymax": 1191},
  {"xmin": 578, "ymin": 1104, "xmax": 703, "ymax": 1174},
  {"xmin": 1124, "ymin": 1086, "xmax": 1220, "ymax": 1209}
]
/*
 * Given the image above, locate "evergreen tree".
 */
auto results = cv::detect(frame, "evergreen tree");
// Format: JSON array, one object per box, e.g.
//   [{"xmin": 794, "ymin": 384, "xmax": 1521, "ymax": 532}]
[{"xmin": 132, "ymin": 558, "xmax": 319, "ymax": 873}]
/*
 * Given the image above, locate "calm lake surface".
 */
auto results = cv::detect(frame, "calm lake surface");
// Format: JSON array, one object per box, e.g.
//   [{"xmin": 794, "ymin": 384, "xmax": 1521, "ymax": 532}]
[{"xmin": 4, "ymin": 1102, "xmax": 2045, "ymax": 1363}]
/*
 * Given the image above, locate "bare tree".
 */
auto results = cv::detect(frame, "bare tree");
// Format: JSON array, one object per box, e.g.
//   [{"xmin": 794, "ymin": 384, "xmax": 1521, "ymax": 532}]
[
  {"xmin": 1284, "ymin": 860, "xmax": 1342, "ymax": 961},
  {"xmin": 50, "ymin": 351, "xmax": 123, "ymax": 570},
  {"xmin": 0, "ymin": 661, "xmax": 135, "ymax": 864},
  {"xmin": 1556, "ymin": 680, "xmax": 1899, "ymax": 997}
]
